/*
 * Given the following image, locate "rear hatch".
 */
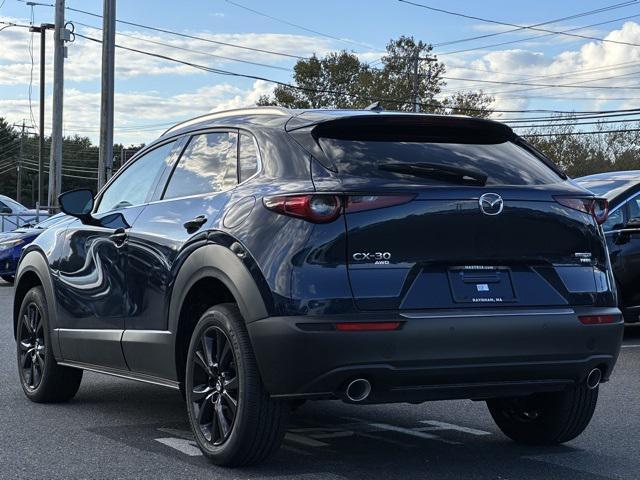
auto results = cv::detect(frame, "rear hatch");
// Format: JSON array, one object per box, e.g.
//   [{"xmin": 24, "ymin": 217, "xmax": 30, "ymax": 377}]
[{"xmin": 290, "ymin": 113, "xmax": 611, "ymax": 311}]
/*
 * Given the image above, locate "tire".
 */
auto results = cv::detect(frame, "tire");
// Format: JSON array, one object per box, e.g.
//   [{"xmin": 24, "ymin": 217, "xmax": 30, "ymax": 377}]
[
  {"xmin": 1, "ymin": 274, "xmax": 15, "ymax": 284},
  {"xmin": 16, "ymin": 286, "xmax": 83, "ymax": 403},
  {"xmin": 487, "ymin": 384, "xmax": 598, "ymax": 445},
  {"xmin": 185, "ymin": 303, "xmax": 289, "ymax": 467}
]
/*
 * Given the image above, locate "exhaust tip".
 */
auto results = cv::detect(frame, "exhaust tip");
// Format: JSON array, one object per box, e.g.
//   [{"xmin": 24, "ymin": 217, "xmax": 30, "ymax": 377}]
[
  {"xmin": 345, "ymin": 378, "xmax": 371, "ymax": 402},
  {"xmin": 586, "ymin": 368, "xmax": 602, "ymax": 390}
]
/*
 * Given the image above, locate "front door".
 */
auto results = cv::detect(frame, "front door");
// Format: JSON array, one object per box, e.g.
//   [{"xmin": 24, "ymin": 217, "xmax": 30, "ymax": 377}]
[{"xmin": 54, "ymin": 139, "xmax": 180, "ymax": 369}]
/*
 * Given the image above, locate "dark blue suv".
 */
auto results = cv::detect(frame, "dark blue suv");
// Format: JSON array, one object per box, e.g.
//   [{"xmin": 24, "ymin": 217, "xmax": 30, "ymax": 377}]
[{"xmin": 13, "ymin": 108, "xmax": 623, "ymax": 466}]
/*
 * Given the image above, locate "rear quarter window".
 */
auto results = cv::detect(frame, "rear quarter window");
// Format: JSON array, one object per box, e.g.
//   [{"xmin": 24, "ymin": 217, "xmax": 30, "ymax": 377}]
[{"xmin": 318, "ymin": 138, "xmax": 563, "ymax": 186}]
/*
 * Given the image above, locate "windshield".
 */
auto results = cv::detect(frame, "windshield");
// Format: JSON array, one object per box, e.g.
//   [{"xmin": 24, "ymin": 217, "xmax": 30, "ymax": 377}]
[{"xmin": 318, "ymin": 139, "xmax": 563, "ymax": 186}]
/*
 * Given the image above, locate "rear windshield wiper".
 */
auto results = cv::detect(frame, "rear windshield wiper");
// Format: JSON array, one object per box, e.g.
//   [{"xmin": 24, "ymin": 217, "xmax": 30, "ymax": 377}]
[{"xmin": 378, "ymin": 162, "xmax": 488, "ymax": 186}]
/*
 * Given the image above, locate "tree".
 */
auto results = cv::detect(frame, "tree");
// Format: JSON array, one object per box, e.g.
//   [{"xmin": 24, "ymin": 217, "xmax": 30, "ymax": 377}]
[
  {"xmin": 523, "ymin": 119, "xmax": 640, "ymax": 177},
  {"xmin": 258, "ymin": 36, "xmax": 494, "ymax": 118},
  {"xmin": 258, "ymin": 51, "xmax": 376, "ymax": 109},
  {"xmin": 0, "ymin": 118, "xmax": 20, "ymax": 201}
]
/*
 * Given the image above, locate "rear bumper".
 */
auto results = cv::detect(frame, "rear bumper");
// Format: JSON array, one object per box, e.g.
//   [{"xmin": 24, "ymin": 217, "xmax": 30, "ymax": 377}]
[{"xmin": 247, "ymin": 307, "xmax": 624, "ymax": 402}]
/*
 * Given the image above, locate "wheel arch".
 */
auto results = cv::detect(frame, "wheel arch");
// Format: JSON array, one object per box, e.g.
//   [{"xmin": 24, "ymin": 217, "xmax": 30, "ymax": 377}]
[
  {"xmin": 169, "ymin": 244, "xmax": 269, "ymax": 386},
  {"xmin": 13, "ymin": 249, "xmax": 56, "ymax": 343}
]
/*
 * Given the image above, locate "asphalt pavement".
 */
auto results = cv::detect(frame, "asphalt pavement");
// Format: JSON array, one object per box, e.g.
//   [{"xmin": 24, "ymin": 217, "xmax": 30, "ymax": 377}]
[{"xmin": 1, "ymin": 278, "xmax": 639, "ymax": 480}]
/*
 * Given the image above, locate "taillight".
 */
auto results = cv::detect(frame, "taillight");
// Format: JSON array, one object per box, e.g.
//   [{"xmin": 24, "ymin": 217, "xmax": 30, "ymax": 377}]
[
  {"xmin": 554, "ymin": 196, "xmax": 609, "ymax": 225},
  {"xmin": 578, "ymin": 315, "xmax": 616, "ymax": 325},
  {"xmin": 345, "ymin": 194, "xmax": 415, "ymax": 213},
  {"xmin": 263, "ymin": 194, "xmax": 342, "ymax": 223}
]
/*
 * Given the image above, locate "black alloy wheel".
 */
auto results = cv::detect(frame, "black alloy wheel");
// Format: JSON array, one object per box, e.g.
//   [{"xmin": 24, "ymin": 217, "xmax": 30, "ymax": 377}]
[
  {"xmin": 185, "ymin": 304, "xmax": 289, "ymax": 466},
  {"xmin": 17, "ymin": 302, "xmax": 46, "ymax": 391},
  {"xmin": 190, "ymin": 326, "xmax": 239, "ymax": 446}
]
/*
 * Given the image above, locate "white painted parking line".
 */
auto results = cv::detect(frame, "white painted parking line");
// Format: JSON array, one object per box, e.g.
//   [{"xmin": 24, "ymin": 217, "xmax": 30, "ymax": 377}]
[
  {"xmin": 622, "ymin": 344, "xmax": 640, "ymax": 348},
  {"xmin": 155, "ymin": 437, "xmax": 203, "ymax": 456},
  {"xmin": 341, "ymin": 417, "xmax": 461, "ymax": 445},
  {"xmin": 417, "ymin": 420, "xmax": 492, "ymax": 436}
]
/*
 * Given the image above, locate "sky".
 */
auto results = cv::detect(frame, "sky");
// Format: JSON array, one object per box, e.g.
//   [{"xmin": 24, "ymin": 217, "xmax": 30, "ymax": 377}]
[{"xmin": 1, "ymin": 0, "xmax": 640, "ymax": 145}]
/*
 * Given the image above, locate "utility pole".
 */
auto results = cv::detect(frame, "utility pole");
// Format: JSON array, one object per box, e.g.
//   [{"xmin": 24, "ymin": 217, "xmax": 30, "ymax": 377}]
[
  {"xmin": 98, "ymin": 0, "xmax": 116, "ymax": 190},
  {"xmin": 17, "ymin": 121, "xmax": 25, "ymax": 204},
  {"xmin": 410, "ymin": 54, "xmax": 437, "ymax": 113},
  {"xmin": 11, "ymin": 121, "xmax": 35, "ymax": 204},
  {"xmin": 49, "ymin": 0, "xmax": 68, "ymax": 209},
  {"xmin": 29, "ymin": 22, "xmax": 55, "ymax": 208},
  {"xmin": 412, "ymin": 52, "xmax": 420, "ymax": 113}
]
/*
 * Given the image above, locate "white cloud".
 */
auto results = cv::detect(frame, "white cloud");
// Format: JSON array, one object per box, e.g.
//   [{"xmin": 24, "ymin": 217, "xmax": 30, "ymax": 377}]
[
  {"xmin": 0, "ymin": 16, "xmax": 340, "ymax": 86},
  {"xmin": 0, "ymin": 80, "xmax": 275, "ymax": 145},
  {"xmin": 439, "ymin": 21, "xmax": 640, "ymax": 117}
]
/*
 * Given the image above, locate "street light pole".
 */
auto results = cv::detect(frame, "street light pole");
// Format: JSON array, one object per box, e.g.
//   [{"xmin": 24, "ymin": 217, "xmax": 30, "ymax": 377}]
[{"xmin": 98, "ymin": 0, "xmax": 116, "ymax": 190}]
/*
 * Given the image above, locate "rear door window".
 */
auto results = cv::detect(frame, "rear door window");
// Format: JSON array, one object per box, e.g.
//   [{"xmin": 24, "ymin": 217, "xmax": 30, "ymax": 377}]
[
  {"xmin": 164, "ymin": 132, "xmax": 238, "ymax": 199},
  {"xmin": 238, "ymin": 133, "xmax": 259, "ymax": 183},
  {"xmin": 318, "ymin": 138, "xmax": 562, "ymax": 186}
]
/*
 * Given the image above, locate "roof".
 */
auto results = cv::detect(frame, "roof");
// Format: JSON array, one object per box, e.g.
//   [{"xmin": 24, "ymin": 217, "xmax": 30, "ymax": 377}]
[
  {"xmin": 575, "ymin": 171, "xmax": 640, "ymax": 182},
  {"xmin": 159, "ymin": 106, "xmax": 513, "ymax": 139}
]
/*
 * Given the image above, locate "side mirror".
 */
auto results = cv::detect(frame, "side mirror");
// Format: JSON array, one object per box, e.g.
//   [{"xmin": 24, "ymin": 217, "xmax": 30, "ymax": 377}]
[{"xmin": 58, "ymin": 189, "xmax": 95, "ymax": 223}]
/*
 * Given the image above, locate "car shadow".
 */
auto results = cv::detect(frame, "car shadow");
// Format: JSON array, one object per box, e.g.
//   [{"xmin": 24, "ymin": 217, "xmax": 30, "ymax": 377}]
[
  {"xmin": 49, "ymin": 377, "xmax": 603, "ymax": 480},
  {"xmin": 624, "ymin": 324, "xmax": 640, "ymax": 341}
]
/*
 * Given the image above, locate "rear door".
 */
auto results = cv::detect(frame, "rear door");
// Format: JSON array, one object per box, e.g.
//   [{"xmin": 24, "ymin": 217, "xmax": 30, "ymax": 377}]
[
  {"xmin": 122, "ymin": 130, "xmax": 239, "ymax": 378},
  {"xmin": 309, "ymin": 117, "xmax": 608, "ymax": 311}
]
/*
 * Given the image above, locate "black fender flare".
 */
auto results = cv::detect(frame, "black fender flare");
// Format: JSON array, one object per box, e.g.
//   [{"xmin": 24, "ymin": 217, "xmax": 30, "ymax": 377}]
[
  {"xmin": 13, "ymin": 249, "xmax": 63, "ymax": 359},
  {"xmin": 168, "ymin": 243, "xmax": 269, "ymax": 336}
]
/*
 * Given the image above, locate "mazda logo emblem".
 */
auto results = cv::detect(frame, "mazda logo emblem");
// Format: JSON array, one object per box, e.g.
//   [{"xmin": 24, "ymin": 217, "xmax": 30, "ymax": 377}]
[{"xmin": 479, "ymin": 193, "xmax": 504, "ymax": 216}]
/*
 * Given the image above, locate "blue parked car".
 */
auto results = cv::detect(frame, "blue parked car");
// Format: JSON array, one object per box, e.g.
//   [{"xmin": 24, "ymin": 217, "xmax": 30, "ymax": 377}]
[{"xmin": 0, "ymin": 214, "xmax": 66, "ymax": 283}]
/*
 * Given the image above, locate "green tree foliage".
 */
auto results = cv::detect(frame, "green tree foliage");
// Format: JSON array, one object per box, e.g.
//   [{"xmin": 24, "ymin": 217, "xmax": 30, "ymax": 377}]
[
  {"xmin": 258, "ymin": 35, "xmax": 494, "ymax": 117},
  {"xmin": 0, "ymin": 118, "xmax": 143, "ymax": 208},
  {"xmin": 523, "ymin": 120, "xmax": 640, "ymax": 178}
]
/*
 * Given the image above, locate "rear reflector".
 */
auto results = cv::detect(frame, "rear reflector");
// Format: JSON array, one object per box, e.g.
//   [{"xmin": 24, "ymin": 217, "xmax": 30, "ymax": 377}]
[
  {"xmin": 578, "ymin": 315, "xmax": 616, "ymax": 325},
  {"xmin": 335, "ymin": 322, "xmax": 402, "ymax": 331}
]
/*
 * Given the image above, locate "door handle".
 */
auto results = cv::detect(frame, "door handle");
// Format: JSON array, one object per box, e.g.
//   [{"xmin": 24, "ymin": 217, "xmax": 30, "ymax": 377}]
[
  {"xmin": 110, "ymin": 228, "xmax": 127, "ymax": 246},
  {"xmin": 184, "ymin": 215, "xmax": 208, "ymax": 233}
]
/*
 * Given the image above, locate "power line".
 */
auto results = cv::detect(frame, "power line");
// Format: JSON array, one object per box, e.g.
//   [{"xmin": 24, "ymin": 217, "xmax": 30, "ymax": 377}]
[
  {"xmin": 22, "ymin": 1, "xmax": 311, "ymax": 60},
  {"xmin": 71, "ymin": 20, "xmax": 292, "ymax": 72},
  {"xmin": 224, "ymin": 0, "xmax": 376, "ymax": 51},
  {"xmin": 524, "ymin": 128, "xmax": 640, "ymax": 137},
  {"xmin": 73, "ymin": 31, "xmax": 640, "ymax": 115},
  {"xmin": 505, "ymin": 110, "xmax": 640, "ymax": 123},
  {"xmin": 438, "ymin": 13, "xmax": 640, "ymax": 56},
  {"xmin": 510, "ymin": 117, "xmax": 640, "ymax": 129},
  {"xmin": 433, "ymin": 1, "xmax": 637, "ymax": 48},
  {"xmin": 398, "ymin": 0, "xmax": 640, "ymax": 49},
  {"xmin": 441, "ymin": 72, "xmax": 640, "ymax": 90}
]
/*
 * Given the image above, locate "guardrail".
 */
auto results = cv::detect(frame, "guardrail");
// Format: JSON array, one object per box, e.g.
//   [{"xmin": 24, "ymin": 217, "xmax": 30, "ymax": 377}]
[{"xmin": 0, "ymin": 209, "xmax": 50, "ymax": 233}]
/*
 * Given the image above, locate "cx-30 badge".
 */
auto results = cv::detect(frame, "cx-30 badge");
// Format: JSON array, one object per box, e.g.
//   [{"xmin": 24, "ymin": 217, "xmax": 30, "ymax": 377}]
[{"xmin": 479, "ymin": 193, "xmax": 504, "ymax": 216}]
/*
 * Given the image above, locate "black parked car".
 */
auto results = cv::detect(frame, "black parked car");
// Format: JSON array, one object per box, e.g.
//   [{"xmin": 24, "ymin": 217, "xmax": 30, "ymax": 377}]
[
  {"xmin": 13, "ymin": 108, "xmax": 623, "ymax": 466},
  {"xmin": 576, "ymin": 171, "xmax": 640, "ymax": 323}
]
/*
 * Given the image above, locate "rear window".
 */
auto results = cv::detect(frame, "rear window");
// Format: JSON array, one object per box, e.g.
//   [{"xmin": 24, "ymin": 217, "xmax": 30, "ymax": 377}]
[{"xmin": 317, "ymin": 138, "xmax": 562, "ymax": 186}]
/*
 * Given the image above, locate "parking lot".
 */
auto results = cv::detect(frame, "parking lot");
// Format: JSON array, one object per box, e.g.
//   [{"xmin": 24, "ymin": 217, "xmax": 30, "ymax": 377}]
[{"xmin": 0, "ymin": 279, "xmax": 638, "ymax": 480}]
